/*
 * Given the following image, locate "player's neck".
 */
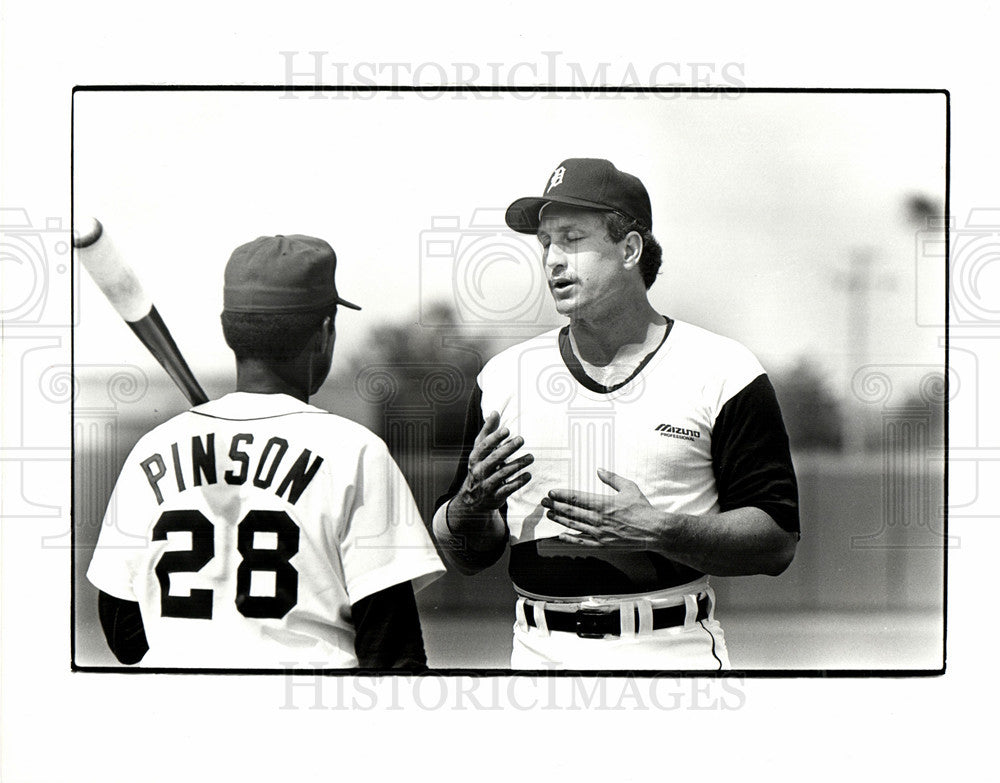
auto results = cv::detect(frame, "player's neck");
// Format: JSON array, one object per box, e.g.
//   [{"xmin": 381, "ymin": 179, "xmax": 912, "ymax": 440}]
[
  {"xmin": 235, "ymin": 359, "xmax": 310, "ymax": 402},
  {"xmin": 568, "ymin": 299, "xmax": 665, "ymax": 367}
]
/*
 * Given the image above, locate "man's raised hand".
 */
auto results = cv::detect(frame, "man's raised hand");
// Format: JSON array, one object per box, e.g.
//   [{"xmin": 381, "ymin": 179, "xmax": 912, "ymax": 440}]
[{"xmin": 457, "ymin": 411, "xmax": 534, "ymax": 512}]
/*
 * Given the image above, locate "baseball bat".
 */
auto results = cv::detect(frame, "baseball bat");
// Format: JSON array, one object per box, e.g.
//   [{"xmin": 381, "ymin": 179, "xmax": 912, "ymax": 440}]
[{"xmin": 73, "ymin": 217, "xmax": 209, "ymax": 406}]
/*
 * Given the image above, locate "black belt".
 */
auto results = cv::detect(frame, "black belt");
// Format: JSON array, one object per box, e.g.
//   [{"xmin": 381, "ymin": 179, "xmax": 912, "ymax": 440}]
[{"xmin": 524, "ymin": 594, "xmax": 711, "ymax": 639}]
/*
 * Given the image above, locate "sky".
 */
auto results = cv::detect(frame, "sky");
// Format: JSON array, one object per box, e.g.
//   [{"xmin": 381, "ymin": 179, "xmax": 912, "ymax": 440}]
[{"xmin": 71, "ymin": 89, "xmax": 946, "ymax": 398}]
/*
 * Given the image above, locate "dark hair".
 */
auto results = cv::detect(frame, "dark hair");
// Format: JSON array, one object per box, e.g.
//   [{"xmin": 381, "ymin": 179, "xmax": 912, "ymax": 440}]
[
  {"xmin": 603, "ymin": 212, "xmax": 662, "ymax": 289},
  {"xmin": 221, "ymin": 308, "xmax": 333, "ymax": 362}
]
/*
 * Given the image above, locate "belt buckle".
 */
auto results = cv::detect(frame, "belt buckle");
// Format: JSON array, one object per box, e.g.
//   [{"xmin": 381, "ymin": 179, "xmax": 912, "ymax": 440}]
[{"xmin": 574, "ymin": 607, "xmax": 613, "ymax": 639}]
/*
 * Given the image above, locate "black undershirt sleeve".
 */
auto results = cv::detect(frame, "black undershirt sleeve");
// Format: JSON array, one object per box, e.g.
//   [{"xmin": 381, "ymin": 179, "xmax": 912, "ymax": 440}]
[
  {"xmin": 98, "ymin": 590, "xmax": 149, "ymax": 665},
  {"xmin": 99, "ymin": 587, "xmax": 428, "ymax": 670},
  {"xmin": 433, "ymin": 382, "xmax": 510, "ymax": 571},
  {"xmin": 711, "ymin": 374, "xmax": 800, "ymax": 534},
  {"xmin": 351, "ymin": 581, "xmax": 428, "ymax": 671},
  {"xmin": 435, "ymin": 382, "xmax": 485, "ymax": 512}
]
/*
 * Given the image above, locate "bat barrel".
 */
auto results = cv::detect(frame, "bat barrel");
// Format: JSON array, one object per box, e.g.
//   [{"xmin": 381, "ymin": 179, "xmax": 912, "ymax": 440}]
[
  {"xmin": 72, "ymin": 217, "xmax": 104, "ymax": 249},
  {"xmin": 75, "ymin": 216, "xmax": 209, "ymax": 407},
  {"xmin": 74, "ymin": 220, "xmax": 152, "ymax": 322}
]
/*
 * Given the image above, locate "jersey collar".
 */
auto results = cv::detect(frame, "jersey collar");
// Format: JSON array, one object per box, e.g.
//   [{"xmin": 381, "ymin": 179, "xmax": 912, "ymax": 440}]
[
  {"xmin": 558, "ymin": 317, "xmax": 674, "ymax": 394},
  {"xmin": 191, "ymin": 391, "xmax": 320, "ymax": 420}
]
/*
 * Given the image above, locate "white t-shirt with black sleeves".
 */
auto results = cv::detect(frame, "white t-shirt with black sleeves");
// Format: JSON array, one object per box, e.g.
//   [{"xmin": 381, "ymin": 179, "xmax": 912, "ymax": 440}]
[{"xmin": 439, "ymin": 318, "xmax": 799, "ymax": 599}]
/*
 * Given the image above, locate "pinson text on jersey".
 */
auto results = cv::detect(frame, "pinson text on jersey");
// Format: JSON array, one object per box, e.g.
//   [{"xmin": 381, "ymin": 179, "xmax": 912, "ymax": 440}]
[{"xmin": 138, "ymin": 433, "xmax": 324, "ymax": 506}]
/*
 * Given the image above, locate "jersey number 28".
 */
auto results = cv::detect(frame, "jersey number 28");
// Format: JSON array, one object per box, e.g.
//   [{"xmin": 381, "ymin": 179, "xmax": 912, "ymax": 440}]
[{"xmin": 152, "ymin": 509, "xmax": 300, "ymax": 620}]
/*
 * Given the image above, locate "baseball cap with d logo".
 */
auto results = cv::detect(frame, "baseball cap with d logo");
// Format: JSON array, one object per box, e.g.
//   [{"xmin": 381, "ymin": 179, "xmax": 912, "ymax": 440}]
[
  {"xmin": 504, "ymin": 158, "xmax": 653, "ymax": 235},
  {"xmin": 223, "ymin": 234, "xmax": 361, "ymax": 314}
]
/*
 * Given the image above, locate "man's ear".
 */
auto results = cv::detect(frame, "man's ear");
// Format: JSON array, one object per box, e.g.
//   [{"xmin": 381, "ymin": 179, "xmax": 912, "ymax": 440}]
[
  {"xmin": 622, "ymin": 230, "xmax": 644, "ymax": 270},
  {"xmin": 316, "ymin": 315, "xmax": 335, "ymax": 355}
]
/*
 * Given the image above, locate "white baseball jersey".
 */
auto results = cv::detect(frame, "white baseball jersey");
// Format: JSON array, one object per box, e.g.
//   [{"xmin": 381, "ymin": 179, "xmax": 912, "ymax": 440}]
[{"xmin": 88, "ymin": 391, "xmax": 444, "ymax": 668}]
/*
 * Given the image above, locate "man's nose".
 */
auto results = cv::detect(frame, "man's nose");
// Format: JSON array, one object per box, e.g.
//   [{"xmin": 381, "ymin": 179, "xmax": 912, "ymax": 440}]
[{"xmin": 544, "ymin": 243, "xmax": 566, "ymax": 271}]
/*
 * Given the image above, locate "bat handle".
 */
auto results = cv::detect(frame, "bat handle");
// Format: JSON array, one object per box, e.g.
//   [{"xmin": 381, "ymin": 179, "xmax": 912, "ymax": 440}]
[{"xmin": 128, "ymin": 307, "xmax": 209, "ymax": 406}]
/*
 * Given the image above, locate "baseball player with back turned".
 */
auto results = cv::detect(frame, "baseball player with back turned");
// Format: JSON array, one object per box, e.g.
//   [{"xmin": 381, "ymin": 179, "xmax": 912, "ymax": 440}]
[
  {"xmin": 433, "ymin": 159, "xmax": 799, "ymax": 670},
  {"xmin": 88, "ymin": 235, "xmax": 444, "ymax": 669}
]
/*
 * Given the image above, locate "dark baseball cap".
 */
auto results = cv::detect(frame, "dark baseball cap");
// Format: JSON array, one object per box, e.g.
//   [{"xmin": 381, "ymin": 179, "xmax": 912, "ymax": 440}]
[
  {"xmin": 223, "ymin": 234, "xmax": 361, "ymax": 314},
  {"xmin": 505, "ymin": 158, "xmax": 653, "ymax": 235}
]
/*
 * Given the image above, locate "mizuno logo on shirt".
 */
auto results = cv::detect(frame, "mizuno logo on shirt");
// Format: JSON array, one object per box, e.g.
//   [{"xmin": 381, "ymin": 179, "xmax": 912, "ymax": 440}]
[{"xmin": 655, "ymin": 423, "xmax": 700, "ymax": 440}]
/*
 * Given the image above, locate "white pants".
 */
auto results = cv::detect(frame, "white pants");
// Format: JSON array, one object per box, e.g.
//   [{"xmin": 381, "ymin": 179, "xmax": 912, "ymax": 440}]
[{"xmin": 510, "ymin": 580, "xmax": 730, "ymax": 671}]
